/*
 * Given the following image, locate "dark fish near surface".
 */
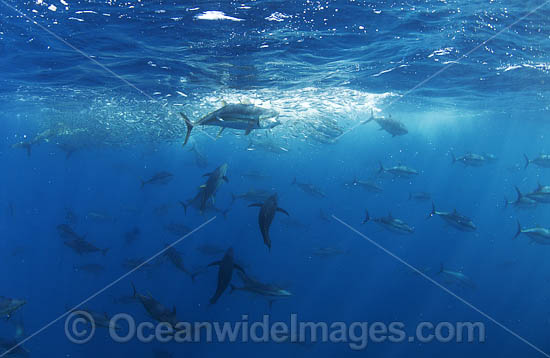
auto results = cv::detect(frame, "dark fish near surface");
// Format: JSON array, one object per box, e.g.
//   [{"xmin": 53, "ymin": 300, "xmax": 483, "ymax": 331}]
[
  {"xmin": 378, "ymin": 162, "xmax": 418, "ymax": 178},
  {"xmin": 318, "ymin": 209, "xmax": 331, "ymax": 222},
  {"xmin": 408, "ymin": 192, "xmax": 431, "ymax": 201},
  {"xmin": 438, "ymin": 264, "xmax": 475, "ymax": 289},
  {"xmin": 163, "ymin": 245, "xmax": 192, "ymax": 277},
  {"xmin": 64, "ymin": 238, "xmax": 109, "ymax": 256},
  {"xmin": 131, "ymin": 284, "xmax": 178, "ymax": 327},
  {"xmin": 363, "ymin": 110, "xmax": 408, "ymax": 137},
  {"xmin": 124, "ymin": 226, "xmax": 140, "ymax": 244},
  {"xmin": 74, "ymin": 263, "xmax": 105, "ymax": 275},
  {"xmin": 140, "ymin": 171, "xmax": 174, "ymax": 188},
  {"xmin": 363, "ymin": 211, "xmax": 414, "ymax": 235},
  {"xmin": 249, "ymin": 194, "xmax": 289, "ymax": 250},
  {"xmin": 230, "ymin": 271, "xmax": 292, "ymax": 302},
  {"xmin": 181, "ymin": 103, "xmax": 280, "ymax": 146},
  {"xmin": 57, "ymin": 224, "xmax": 84, "ymax": 241},
  {"xmin": 524, "ymin": 153, "xmax": 550, "ymax": 168},
  {"xmin": 180, "ymin": 188, "xmax": 230, "ymax": 217},
  {"xmin": 231, "ymin": 189, "xmax": 273, "ymax": 204},
  {"xmin": 199, "ymin": 163, "xmax": 229, "ymax": 213},
  {"xmin": 164, "ymin": 223, "xmax": 191, "ymax": 237},
  {"xmin": 451, "ymin": 153, "xmax": 487, "ymax": 167},
  {"xmin": 0, "ymin": 297, "xmax": 25, "ymax": 319},
  {"xmin": 427, "ymin": 203, "xmax": 476, "ymax": 232},
  {"xmin": 291, "ymin": 178, "xmax": 326, "ymax": 198},
  {"xmin": 207, "ymin": 248, "xmax": 245, "ymax": 304}
]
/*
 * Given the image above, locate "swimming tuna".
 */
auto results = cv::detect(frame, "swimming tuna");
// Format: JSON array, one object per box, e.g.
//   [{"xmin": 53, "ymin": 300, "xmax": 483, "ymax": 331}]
[
  {"xmin": 163, "ymin": 245, "xmax": 193, "ymax": 278},
  {"xmin": 291, "ymin": 178, "xmax": 326, "ymax": 198},
  {"xmin": 181, "ymin": 103, "xmax": 280, "ymax": 146},
  {"xmin": 363, "ymin": 110, "xmax": 408, "ymax": 137},
  {"xmin": 140, "ymin": 171, "xmax": 174, "ymax": 188},
  {"xmin": 64, "ymin": 238, "xmax": 109, "ymax": 256},
  {"xmin": 378, "ymin": 162, "xmax": 418, "ymax": 178},
  {"xmin": 408, "ymin": 192, "xmax": 431, "ymax": 201},
  {"xmin": 438, "ymin": 264, "xmax": 475, "ymax": 289},
  {"xmin": 524, "ymin": 154, "xmax": 550, "ymax": 169},
  {"xmin": 207, "ymin": 248, "xmax": 245, "ymax": 304},
  {"xmin": 231, "ymin": 189, "xmax": 273, "ymax": 204},
  {"xmin": 451, "ymin": 153, "xmax": 487, "ymax": 167},
  {"xmin": 131, "ymin": 284, "xmax": 178, "ymax": 327},
  {"xmin": 504, "ymin": 186, "xmax": 537, "ymax": 209},
  {"xmin": 346, "ymin": 178, "xmax": 383, "ymax": 193},
  {"xmin": 199, "ymin": 163, "xmax": 229, "ymax": 213},
  {"xmin": 427, "ymin": 203, "xmax": 476, "ymax": 232},
  {"xmin": 525, "ymin": 183, "xmax": 550, "ymax": 203},
  {"xmin": 514, "ymin": 221, "xmax": 550, "ymax": 244},
  {"xmin": 249, "ymin": 194, "xmax": 289, "ymax": 250},
  {"xmin": 362, "ymin": 210, "xmax": 414, "ymax": 234},
  {"xmin": 230, "ymin": 271, "xmax": 292, "ymax": 307},
  {"xmin": 0, "ymin": 297, "xmax": 25, "ymax": 319}
]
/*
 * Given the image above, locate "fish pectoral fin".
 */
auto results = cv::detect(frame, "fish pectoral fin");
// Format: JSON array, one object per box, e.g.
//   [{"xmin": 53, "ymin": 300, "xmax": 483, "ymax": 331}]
[
  {"xmin": 202, "ymin": 172, "xmax": 212, "ymax": 177},
  {"xmin": 233, "ymin": 264, "xmax": 246, "ymax": 274},
  {"xmin": 276, "ymin": 207, "xmax": 290, "ymax": 216},
  {"xmin": 248, "ymin": 203, "xmax": 262, "ymax": 207},
  {"xmin": 223, "ymin": 176, "xmax": 229, "ymax": 183},
  {"xmin": 244, "ymin": 127, "xmax": 253, "ymax": 135},
  {"xmin": 217, "ymin": 127, "xmax": 225, "ymax": 138},
  {"xmin": 208, "ymin": 260, "xmax": 222, "ymax": 267}
]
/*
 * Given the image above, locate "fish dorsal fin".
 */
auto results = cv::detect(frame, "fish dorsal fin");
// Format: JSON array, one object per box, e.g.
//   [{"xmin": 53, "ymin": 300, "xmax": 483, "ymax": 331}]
[
  {"xmin": 220, "ymin": 100, "xmax": 227, "ymax": 106},
  {"xmin": 173, "ymin": 306, "xmax": 176, "ymax": 315}
]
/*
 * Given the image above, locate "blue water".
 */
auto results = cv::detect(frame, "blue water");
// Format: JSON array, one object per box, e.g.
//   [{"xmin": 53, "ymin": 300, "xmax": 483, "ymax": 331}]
[{"xmin": 1, "ymin": 0, "xmax": 550, "ymax": 357}]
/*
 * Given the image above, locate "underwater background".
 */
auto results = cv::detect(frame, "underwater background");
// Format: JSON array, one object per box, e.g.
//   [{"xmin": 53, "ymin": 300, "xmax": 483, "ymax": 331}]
[{"xmin": 1, "ymin": 0, "xmax": 550, "ymax": 357}]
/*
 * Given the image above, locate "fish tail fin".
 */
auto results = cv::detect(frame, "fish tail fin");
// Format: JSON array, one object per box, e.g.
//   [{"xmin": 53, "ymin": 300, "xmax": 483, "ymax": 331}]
[
  {"xmin": 362, "ymin": 110, "xmax": 374, "ymax": 125},
  {"xmin": 131, "ymin": 283, "xmax": 137, "ymax": 298},
  {"xmin": 179, "ymin": 201, "xmax": 188, "ymax": 215},
  {"xmin": 362, "ymin": 210, "xmax": 370, "ymax": 224},
  {"xmin": 268, "ymin": 300, "xmax": 275, "ymax": 310},
  {"xmin": 181, "ymin": 112, "xmax": 194, "ymax": 147},
  {"xmin": 377, "ymin": 161, "xmax": 384, "ymax": 174},
  {"xmin": 514, "ymin": 186, "xmax": 523, "ymax": 200},
  {"xmin": 229, "ymin": 284, "xmax": 236, "ymax": 294},
  {"xmin": 140, "ymin": 180, "xmax": 145, "ymax": 189},
  {"xmin": 438, "ymin": 263, "xmax": 444, "ymax": 275},
  {"xmin": 523, "ymin": 154, "xmax": 529, "ymax": 169},
  {"xmin": 102, "ymin": 248, "xmax": 109, "ymax": 256},
  {"xmin": 230, "ymin": 193, "xmax": 236, "ymax": 205},
  {"xmin": 427, "ymin": 202, "xmax": 436, "ymax": 219},
  {"xmin": 451, "ymin": 152, "xmax": 456, "ymax": 164},
  {"xmin": 514, "ymin": 220, "xmax": 522, "ymax": 239}
]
